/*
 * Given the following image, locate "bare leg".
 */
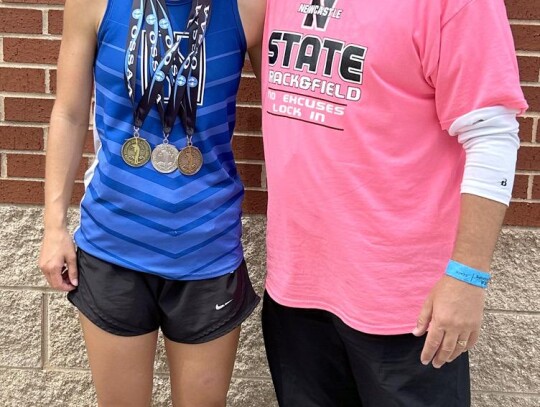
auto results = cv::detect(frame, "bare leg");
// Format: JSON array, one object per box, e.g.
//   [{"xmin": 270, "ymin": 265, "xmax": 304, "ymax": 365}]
[
  {"xmin": 79, "ymin": 314, "xmax": 158, "ymax": 407},
  {"xmin": 165, "ymin": 327, "xmax": 241, "ymax": 407}
]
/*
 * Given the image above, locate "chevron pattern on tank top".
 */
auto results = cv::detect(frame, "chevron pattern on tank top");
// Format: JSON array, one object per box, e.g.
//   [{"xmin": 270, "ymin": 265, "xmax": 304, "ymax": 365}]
[{"xmin": 74, "ymin": 0, "xmax": 248, "ymax": 279}]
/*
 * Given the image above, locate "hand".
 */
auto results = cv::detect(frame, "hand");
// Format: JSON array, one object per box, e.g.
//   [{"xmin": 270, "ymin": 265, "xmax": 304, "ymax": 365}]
[
  {"xmin": 39, "ymin": 228, "xmax": 78, "ymax": 291},
  {"xmin": 412, "ymin": 275, "xmax": 485, "ymax": 368}
]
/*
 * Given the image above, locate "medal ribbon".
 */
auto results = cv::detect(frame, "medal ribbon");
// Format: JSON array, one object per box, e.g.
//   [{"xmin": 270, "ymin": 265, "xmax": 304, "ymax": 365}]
[
  {"xmin": 163, "ymin": 0, "xmax": 211, "ymax": 136},
  {"xmin": 124, "ymin": 0, "xmax": 211, "ymax": 135}
]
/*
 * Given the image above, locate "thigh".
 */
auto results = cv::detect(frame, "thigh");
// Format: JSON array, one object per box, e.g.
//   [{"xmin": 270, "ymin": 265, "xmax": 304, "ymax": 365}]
[
  {"xmin": 164, "ymin": 327, "xmax": 240, "ymax": 407},
  {"xmin": 336, "ymin": 321, "xmax": 471, "ymax": 407},
  {"xmin": 262, "ymin": 292, "xmax": 362, "ymax": 407},
  {"xmin": 80, "ymin": 314, "xmax": 158, "ymax": 407}
]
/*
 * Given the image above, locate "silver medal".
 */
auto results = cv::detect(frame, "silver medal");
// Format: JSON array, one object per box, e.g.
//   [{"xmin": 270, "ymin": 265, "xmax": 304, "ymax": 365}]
[{"xmin": 151, "ymin": 143, "xmax": 179, "ymax": 174}]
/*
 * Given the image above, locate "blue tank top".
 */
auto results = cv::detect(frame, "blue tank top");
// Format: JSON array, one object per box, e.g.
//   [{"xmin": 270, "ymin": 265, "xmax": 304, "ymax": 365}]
[{"xmin": 74, "ymin": 0, "xmax": 247, "ymax": 280}]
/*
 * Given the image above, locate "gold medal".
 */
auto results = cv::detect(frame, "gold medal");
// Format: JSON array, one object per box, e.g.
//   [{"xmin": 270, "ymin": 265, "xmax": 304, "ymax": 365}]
[
  {"xmin": 151, "ymin": 143, "xmax": 179, "ymax": 174},
  {"xmin": 177, "ymin": 145, "xmax": 203, "ymax": 175},
  {"xmin": 122, "ymin": 137, "xmax": 151, "ymax": 167}
]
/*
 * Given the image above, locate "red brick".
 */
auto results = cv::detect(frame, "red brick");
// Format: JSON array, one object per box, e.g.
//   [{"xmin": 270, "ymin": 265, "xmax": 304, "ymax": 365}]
[
  {"xmin": 7, "ymin": 153, "xmax": 46, "ymax": 178},
  {"xmin": 0, "ymin": 179, "xmax": 84, "ymax": 206},
  {"xmin": 7, "ymin": 153, "xmax": 87, "ymax": 180},
  {"xmin": 84, "ymin": 129, "xmax": 95, "ymax": 153},
  {"xmin": 506, "ymin": 0, "xmax": 540, "ymax": 20},
  {"xmin": 504, "ymin": 202, "xmax": 540, "ymax": 227},
  {"xmin": 243, "ymin": 57, "xmax": 253, "ymax": 74},
  {"xmin": 237, "ymin": 163, "xmax": 263, "ymax": 188},
  {"xmin": 235, "ymin": 106, "xmax": 262, "ymax": 132},
  {"xmin": 242, "ymin": 190, "xmax": 267, "ymax": 214},
  {"xmin": 0, "ymin": 8, "xmax": 42, "ymax": 34},
  {"xmin": 0, "ymin": 179, "xmax": 44, "ymax": 204},
  {"xmin": 0, "ymin": 67, "xmax": 45, "ymax": 93},
  {"xmin": 517, "ymin": 117, "xmax": 534, "ymax": 142},
  {"xmin": 48, "ymin": 9, "xmax": 63, "ymax": 35},
  {"xmin": 49, "ymin": 69, "xmax": 57, "ymax": 94},
  {"xmin": 511, "ymin": 25, "xmax": 540, "ymax": 52},
  {"xmin": 532, "ymin": 176, "xmax": 540, "ymax": 200},
  {"xmin": 512, "ymin": 174, "xmax": 529, "ymax": 199},
  {"xmin": 0, "ymin": 126, "xmax": 44, "ymax": 150},
  {"xmin": 517, "ymin": 56, "xmax": 540, "ymax": 82},
  {"xmin": 3, "ymin": 38, "xmax": 61, "ymax": 65},
  {"xmin": 522, "ymin": 86, "xmax": 540, "ymax": 112},
  {"xmin": 2, "ymin": 0, "xmax": 64, "ymax": 4},
  {"xmin": 4, "ymin": 97, "xmax": 55, "ymax": 123},
  {"xmin": 232, "ymin": 135, "xmax": 264, "ymax": 160},
  {"xmin": 237, "ymin": 77, "xmax": 261, "ymax": 103},
  {"xmin": 71, "ymin": 183, "xmax": 85, "ymax": 204},
  {"xmin": 517, "ymin": 147, "xmax": 540, "ymax": 171}
]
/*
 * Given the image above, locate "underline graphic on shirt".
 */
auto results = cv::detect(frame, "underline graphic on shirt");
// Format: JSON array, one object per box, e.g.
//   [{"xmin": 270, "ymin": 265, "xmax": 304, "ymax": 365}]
[
  {"xmin": 267, "ymin": 111, "xmax": 344, "ymax": 131},
  {"xmin": 267, "ymin": 87, "xmax": 347, "ymax": 131}
]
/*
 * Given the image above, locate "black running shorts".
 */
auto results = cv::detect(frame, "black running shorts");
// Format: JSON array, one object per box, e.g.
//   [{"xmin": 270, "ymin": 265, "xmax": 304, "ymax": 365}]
[{"xmin": 68, "ymin": 249, "xmax": 260, "ymax": 343}]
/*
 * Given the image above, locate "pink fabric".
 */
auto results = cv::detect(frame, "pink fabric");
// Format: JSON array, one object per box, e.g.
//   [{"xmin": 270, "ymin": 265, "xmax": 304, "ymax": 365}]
[{"xmin": 261, "ymin": 0, "xmax": 527, "ymax": 334}]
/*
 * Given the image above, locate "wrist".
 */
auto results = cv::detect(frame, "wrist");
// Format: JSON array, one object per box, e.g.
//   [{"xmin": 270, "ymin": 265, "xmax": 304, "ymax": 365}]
[{"xmin": 445, "ymin": 259, "xmax": 491, "ymax": 289}]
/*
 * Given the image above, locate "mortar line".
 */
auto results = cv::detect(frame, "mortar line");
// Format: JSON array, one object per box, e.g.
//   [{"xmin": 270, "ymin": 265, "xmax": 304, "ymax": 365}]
[
  {"xmin": 42, "ymin": 292, "xmax": 49, "ymax": 369},
  {"xmin": 472, "ymin": 390, "xmax": 540, "ymax": 398},
  {"xmin": 485, "ymin": 309, "xmax": 540, "ymax": 316},
  {"xmin": 0, "ymin": 4, "xmax": 64, "ymax": 11},
  {"xmin": 42, "ymin": 9, "xmax": 48, "ymax": 35},
  {"xmin": 0, "ymin": 153, "xmax": 6, "ymax": 178}
]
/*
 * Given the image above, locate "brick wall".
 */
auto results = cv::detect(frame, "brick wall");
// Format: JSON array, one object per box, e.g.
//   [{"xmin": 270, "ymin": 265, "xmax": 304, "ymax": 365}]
[
  {"xmin": 507, "ymin": 1, "xmax": 540, "ymax": 226},
  {"xmin": 0, "ymin": 0, "xmax": 266, "ymax": 213},
  {"xmin": 0, "ymin": 1, "xmax": 538, "ymax": 220}
]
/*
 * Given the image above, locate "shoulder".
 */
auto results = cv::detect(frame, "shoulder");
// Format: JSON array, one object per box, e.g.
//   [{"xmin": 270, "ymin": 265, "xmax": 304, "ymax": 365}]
[
  {"xmin": 63, "ymin": 0, "xmax": 108, "ymax": 35},
  {"xmin": 236, "ymin": 0, "xmax": 266, "ymax": 49}
]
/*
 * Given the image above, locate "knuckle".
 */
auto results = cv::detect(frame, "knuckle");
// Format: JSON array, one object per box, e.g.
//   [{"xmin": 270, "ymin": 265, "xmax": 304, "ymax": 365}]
[{"xmin": 427, "ymin": 340, "xmax": 441, "ymax": 349}]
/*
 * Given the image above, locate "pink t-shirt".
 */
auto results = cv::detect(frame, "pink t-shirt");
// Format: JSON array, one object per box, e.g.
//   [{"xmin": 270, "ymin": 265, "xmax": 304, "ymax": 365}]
[{"xmin": 261, "ymin": 0, "xmax": 528, "ymax": 334}]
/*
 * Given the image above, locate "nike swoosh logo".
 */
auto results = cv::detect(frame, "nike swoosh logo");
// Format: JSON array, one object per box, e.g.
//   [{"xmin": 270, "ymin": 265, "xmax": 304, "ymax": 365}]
[{"xmin": 215, "ymin": 300, "xmax": 233, "ymax": 310}]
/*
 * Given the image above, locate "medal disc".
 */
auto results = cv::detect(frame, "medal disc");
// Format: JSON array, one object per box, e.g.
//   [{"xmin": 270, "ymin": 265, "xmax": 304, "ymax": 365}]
[
  {"xmin": 122, "ymin": 137, "xmax": 151, "ymax": 167},
  {"xmin": 177, "ymin": 145, "xmax": 203, "ymax": 175},
  {"xmin": 151, "ymin": 143, "xmax": 179, "ymax": 173}
]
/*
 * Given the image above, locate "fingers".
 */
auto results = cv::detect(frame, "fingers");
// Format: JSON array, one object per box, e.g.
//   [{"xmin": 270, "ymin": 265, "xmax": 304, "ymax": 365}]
[
  {"xmin": 432, "ymin": 332, "xmax": 459, "ymax": 368},
  {"xmin": 39, "ymin": 231, "xmax": 78, "ymax": 292},
  {"xmin": 42, "ymin": 261, "xmax": 76, "ymax": 291},
  {"xmin": 420, "ymin": 326, "xmax": 444, "ymax": 366},
  {"xmin": 448, "ymin": 335, "xmax": 470, "ymax": 363},
  {"xmin": 466, "ymin": 331, "xmax": 480, "ymax": 351},
  {"xmin": 66, "ymin": 252, "xmax": 79, "ymax": 287},
  {"xmin": 40, "ymin": 253, "xmax": 78, "ymax": 292},
  {"xmin": 412, "ymin": 297, "xmax": 433, "ymax": 337}
]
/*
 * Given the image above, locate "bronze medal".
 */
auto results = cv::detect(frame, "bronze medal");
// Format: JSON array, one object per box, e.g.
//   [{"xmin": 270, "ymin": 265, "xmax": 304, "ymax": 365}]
[
  {"xmin": 121, "ymin": 137, "xmax": 151, "ymax": 167},
  {"xmin": 151, "ymin": 143, "xmax": 179, "ymax": 174},
  {"xmin": 177, "ymin": 145, "xmax": 203, "ymax": 175}
]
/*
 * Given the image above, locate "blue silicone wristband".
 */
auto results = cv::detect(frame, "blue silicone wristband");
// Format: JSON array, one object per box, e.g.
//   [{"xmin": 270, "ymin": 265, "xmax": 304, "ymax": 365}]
[{"xmin": 445, "ymin": 260, "xmax": 491, "ymax": 289}]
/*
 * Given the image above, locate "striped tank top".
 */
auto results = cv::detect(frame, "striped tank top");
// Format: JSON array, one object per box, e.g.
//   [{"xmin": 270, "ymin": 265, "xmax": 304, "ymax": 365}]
[{"xmin": 74, "ymin": 0, "xmax": 247, "ymax": 279}]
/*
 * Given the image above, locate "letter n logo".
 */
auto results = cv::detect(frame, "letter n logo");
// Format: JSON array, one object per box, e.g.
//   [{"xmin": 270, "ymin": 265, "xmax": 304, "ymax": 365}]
[{"xmin": 302, "ymin": 0, "xmax": 338, "ymax": 32}]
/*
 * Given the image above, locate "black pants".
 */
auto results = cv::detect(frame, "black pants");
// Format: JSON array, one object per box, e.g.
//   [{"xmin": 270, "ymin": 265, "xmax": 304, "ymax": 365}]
[{"xmin": 262, "ymin": 292, "xmax": 470, "ymax": 407}]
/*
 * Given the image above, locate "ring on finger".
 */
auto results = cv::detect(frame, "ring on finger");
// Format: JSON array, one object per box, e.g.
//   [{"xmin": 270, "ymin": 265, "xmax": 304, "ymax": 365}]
[{"xmin": 457, "ymin": 340, "xmax": 468, "ymax": 347}]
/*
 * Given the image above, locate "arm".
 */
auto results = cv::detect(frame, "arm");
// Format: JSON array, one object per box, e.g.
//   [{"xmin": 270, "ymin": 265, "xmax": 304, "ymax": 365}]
[
  {"xmin": 238, "ymin": 0, "xmax": 266, "ymax": 80},
  {"xmin": 414, "ymin": 194, "xmax": 505, "ymax": 368},
  {"xmin": 39, "ymin": 0, "xmax": 105, "ymax": 291},
  {"xmin": 413, "ymin": 106, "xmax": 520, "ymax": 368}
]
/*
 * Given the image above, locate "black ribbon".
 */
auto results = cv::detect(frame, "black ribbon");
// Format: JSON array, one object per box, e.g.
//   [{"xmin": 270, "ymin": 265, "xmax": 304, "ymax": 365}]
[{"xmin": 124, "ymin": 0, "xmax": 212, "ymax": 136}]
